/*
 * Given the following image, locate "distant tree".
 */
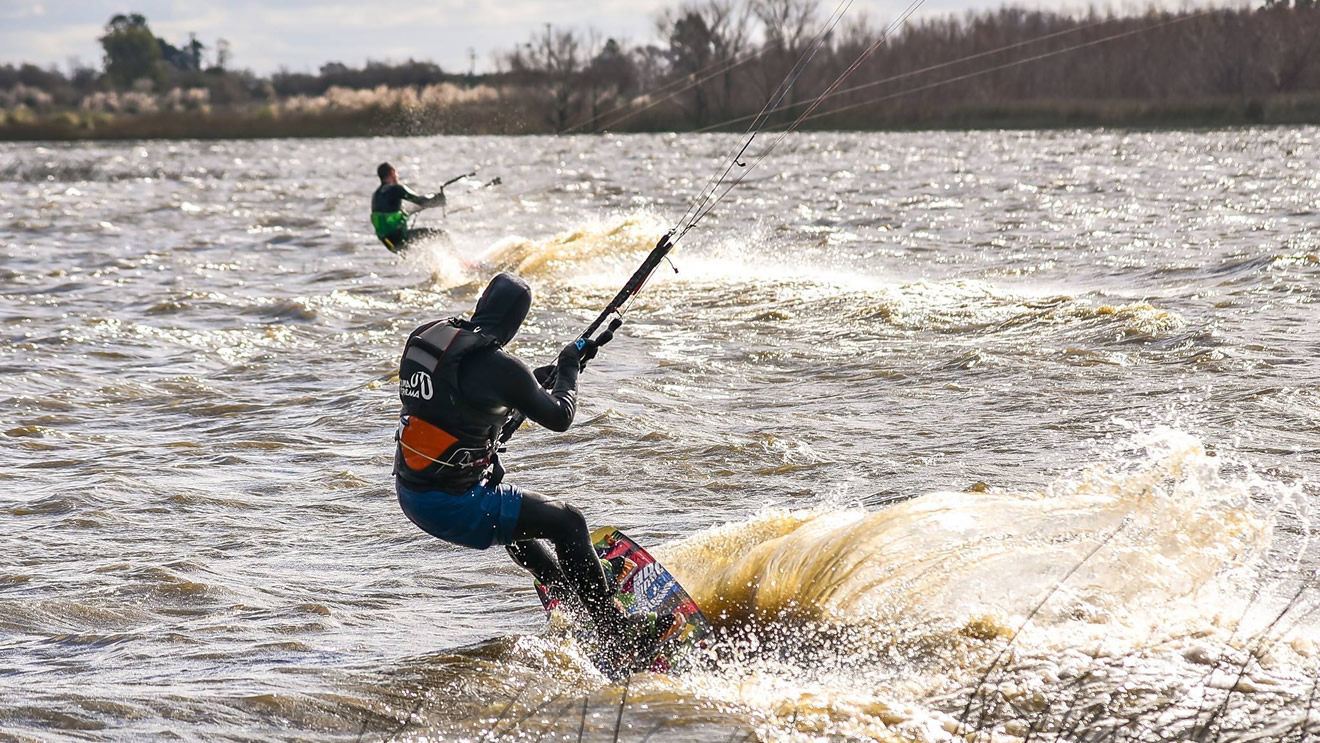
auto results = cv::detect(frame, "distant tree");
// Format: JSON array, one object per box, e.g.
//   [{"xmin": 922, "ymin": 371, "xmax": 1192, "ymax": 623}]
[
  {"xmin": 214, "ymin": 39, "xmax": 231, "ymax": 71},
  {"xmin": 666, "ymin": 11, "xmax": 716, "ymax": 125},
  {"xmin": 583, "ymin": 36, "xmax": 637, "ymax": 127},
  {"xmin": 659, "ymin": 1, "xmax": 754, "ymax": 119},
  {"xmin": 752, "ymin": 0, "xmax": 819, "ymax": 109},
  {"xmin": 1255, "ymin": 0, "xmax": 1320, "ymax": 91},
  {"xmin": 205, "ymin": 67, "xmax": 259, "ymax": 104},
  {"xmin": 187, "ymin": 33, "xmax": 205, "ymax": 72},
  {"xmin": 69, "ymin": 64, "xmax": 99, "ymax": 93},
  {"xmin": 158, "ymin": 36, "xmax": 190, "ymax": 71},
  {"xmin": 271, "ymin": 68, "xmax": 322, "ymax": 97},
  {"xmin": 592, "ymin": 38, "xmax": 637, "ymax": 97},
  {"xmin": 100, "ymin": 13, "xmax": 165, "ymax": 89},
  {"xmin": 1264, "ymin": 0, "xmax": 1317, "ymax": 7},
  {"xmin": 508, "ymin": 24, "xmax": 586, "ymax": 131},
  {"xmin": 390, "ymin": 59, "xmax": 447, "ymax": 87},
  {"xmin": 16, "ymin": 63, "xmax": 64, "ymax": 90},
  {"xmin": 704, "ymin": 0, "xmax": 754, "ymax": 116},
  {"xmin": 320, "ymin": 61, "xmax": 349, "ymax": 79},
  {"xmin": 630, "ymin": 44, "xmax": 670, "ymax": 93}
]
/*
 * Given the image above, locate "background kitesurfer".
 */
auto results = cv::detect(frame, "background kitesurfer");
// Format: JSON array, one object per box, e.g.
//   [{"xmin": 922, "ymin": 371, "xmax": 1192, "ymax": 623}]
[
  {"xmin": 370, "ymin": 162, "xmax": 445, "ymax": 252},
  {"xmin": 392, "ymin": 273, "xmax": 677, "ymax": 660}
]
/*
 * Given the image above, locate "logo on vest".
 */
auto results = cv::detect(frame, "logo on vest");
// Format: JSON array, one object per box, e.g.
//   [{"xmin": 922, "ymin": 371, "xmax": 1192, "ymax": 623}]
[{"xmin": 401, "ymin": 370, "xmax": 433, "ymax": 400}]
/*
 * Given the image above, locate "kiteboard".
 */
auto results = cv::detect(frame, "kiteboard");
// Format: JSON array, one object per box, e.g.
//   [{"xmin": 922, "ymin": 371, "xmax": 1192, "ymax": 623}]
[{"xmin": 534, "ymin": 526, "xmax": 712, "ymax": 679}]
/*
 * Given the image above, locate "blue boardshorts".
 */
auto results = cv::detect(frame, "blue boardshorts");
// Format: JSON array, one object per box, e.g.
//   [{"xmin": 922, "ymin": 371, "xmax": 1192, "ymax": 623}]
[{"xmin": 395, "ymin": 478, "xmax": 524, "ymax": 550}]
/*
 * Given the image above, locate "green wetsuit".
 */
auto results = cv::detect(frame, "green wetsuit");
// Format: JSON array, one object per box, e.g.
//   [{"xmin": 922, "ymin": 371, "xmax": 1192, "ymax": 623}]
[{"xmin": 371, "ymin": 183, "xmax": 438, "ymax": 252}]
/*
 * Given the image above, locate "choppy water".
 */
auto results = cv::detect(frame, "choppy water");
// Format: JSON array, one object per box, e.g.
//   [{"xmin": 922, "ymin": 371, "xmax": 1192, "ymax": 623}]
[{"xmin": 1, "ymin": 129, "xmax": 1318, "ymax": 742}]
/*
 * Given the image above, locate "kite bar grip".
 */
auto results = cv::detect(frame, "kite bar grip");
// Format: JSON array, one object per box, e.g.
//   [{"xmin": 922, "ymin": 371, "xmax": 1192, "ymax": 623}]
[{"xmin": 593, "ymin": 318, "xmax": 625, "ymax": 347}]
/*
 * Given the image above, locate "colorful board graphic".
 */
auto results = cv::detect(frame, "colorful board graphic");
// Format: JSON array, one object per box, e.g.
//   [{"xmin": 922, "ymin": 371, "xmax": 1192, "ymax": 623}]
[{"xmin": 534, "ymin": 526, "xmax": 712, "ymax": 678}]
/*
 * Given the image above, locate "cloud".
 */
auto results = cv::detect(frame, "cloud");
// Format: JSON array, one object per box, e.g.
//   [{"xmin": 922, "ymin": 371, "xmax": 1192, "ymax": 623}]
[
  {"xmin": 0, "ymin": 0, "xmax": 680, "ymax": 72},
  {"xmin": 0, "ymin": 21, "xmax": 103, "ymax": 69},
  {"xmin": 0, "ymin": 2, "xmax": 46, "ymax": 21}
]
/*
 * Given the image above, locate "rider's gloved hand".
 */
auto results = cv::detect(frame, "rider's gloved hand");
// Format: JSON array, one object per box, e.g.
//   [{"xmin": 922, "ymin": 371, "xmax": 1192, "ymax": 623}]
[
  {"xmin": 576, "ymin": 337, "xmax": 600, "ymax": 370},
  {"xmin": 557, "ymin": 337, "xmax": 599, "ymax": 372}
]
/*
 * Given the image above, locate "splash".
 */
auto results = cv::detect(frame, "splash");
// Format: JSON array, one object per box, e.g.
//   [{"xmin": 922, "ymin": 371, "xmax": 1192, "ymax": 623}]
[
  {"xmin": 399, "ymin": 235, "xmax": 478, "ymax": 289},
  {"xmin": 478, "ymin": 212, "xmax": 667, "ymax": 279},
  {"xmin": 1087, "ymin": 301, "xmax": 1184, "ymax": 338},
  {"xmin": 657, "ymin": 427, "xmax": 1315, "ymax": 742},
  {"xmin": 453, "ymin": 215, "xmax": 1188, "ymax": 354},
  {"xmin": 667, "ymin": 427, "xmax": 1271, "ymax": 633}
]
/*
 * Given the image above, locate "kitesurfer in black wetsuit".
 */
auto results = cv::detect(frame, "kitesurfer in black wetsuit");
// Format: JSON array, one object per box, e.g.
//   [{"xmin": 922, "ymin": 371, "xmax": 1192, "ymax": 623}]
[
  {"xmin": 370, "ymin": 162, "xmax": 445, "ymax": 253},
  {"xmin": 392, "ymin": 272, "xmax": 678, "ymax": 658}
]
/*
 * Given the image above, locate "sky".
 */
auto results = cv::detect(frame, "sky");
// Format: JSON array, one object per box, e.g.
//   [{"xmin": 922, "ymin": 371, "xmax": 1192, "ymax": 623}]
[{"xmin": 0, "ymin": 0, "xmax": 1224, "ymax": 77}]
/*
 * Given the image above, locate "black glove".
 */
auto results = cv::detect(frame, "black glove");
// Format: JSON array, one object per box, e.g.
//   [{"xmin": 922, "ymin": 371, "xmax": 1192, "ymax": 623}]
[
  {"xmin": 558, "ymin": 337, "xmax": 599, "ymax": 372},
  {"xmin": 579, "ymin": 337, "xmax": 601, "ymax": 370}
]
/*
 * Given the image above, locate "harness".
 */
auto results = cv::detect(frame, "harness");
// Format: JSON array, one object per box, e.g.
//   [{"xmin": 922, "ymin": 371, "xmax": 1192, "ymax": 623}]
[{"xmin": 394, "ymin": 319, "xmax": 509, "ymax": 488}]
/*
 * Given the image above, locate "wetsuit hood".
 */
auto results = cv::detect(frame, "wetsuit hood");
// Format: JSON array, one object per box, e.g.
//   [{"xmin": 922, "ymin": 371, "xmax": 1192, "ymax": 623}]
[{"xmin": 469, "ymin": 272, "xmax": 531, "ymax": 346}]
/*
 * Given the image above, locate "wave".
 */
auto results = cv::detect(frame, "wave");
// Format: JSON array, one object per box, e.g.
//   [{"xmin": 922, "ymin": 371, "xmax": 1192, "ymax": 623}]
[
  {"xmin": 0, "ymin": 156, "xmax": 237, "ymax": 184},
  {"xmin": 458, "ymin": 213, "xmax": 1194, "ymax": 356},
  {"xmin": 479, "ymin": 213, "xmax": 668, "ymax": 279},
  {"xmin": 666, "ymin": 427, "xmax": 1276, "ymax": 632},
  {"xmin": 655, "ymin": 426, "xmax": 1314, "ymax": 741}
]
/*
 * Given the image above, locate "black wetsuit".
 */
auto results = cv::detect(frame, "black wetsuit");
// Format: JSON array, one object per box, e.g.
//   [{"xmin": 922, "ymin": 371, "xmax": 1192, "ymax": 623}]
[
  {"xmin": 394, "ymin": 273, "xmax": 619, "ymax": 629},
  {"xmin": 371, "ymin": 182, "xmax": 444, "ymax": 252}
]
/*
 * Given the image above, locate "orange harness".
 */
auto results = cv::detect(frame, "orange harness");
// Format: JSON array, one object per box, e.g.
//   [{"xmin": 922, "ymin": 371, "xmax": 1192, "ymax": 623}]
[{"xmin": 396, "ymin": 414, "xmax": 494, "ymax": 471}]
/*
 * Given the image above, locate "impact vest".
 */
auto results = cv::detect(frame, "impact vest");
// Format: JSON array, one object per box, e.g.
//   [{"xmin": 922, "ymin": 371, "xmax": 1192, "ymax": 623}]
[
  {"xmin": 370, "ymin": 183, "xmax": 413, "ymax": 249},
  {"xmin": 371, "ymin": 210, "xmax": 407, "ymax": 242},
  {"xmin": 394, "ymin": 319, "xmax": 509, "ymax": 488}
]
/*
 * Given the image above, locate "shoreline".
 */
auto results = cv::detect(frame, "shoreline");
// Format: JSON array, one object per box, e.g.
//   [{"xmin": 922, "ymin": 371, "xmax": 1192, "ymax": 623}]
[{"xmin": 3, "ymin": 95, "xmax": 1319, "ymax": 142}]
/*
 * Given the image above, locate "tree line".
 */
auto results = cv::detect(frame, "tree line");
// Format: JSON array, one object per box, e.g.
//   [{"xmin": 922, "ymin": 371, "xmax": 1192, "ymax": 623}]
[
  {"xmin": 496, "ymin": 0, "xmax": 1320, "ymax": 131},
  {"xmin": 3, "ymin": 1, "xmax": 1320, "ymax": 138}
]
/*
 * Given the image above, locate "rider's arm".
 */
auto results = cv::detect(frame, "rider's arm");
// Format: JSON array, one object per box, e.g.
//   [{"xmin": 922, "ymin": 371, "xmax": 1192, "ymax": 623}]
[
  {"xmin": 532, "ymin": 364, "xmax": 554, "ymax": 385},
  {"xmin": 399, "ymin": 184, "xmax": 432, "ymax": 205},
  {"xmin": 480, "ymin": 352, "xmax": 579, "ymax": 432}
]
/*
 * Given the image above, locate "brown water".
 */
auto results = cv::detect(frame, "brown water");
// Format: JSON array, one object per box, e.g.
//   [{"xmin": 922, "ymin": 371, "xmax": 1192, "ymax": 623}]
[{"xmin": 1, "ymin": 130, "xmax": 1318, "ymax": 742}]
